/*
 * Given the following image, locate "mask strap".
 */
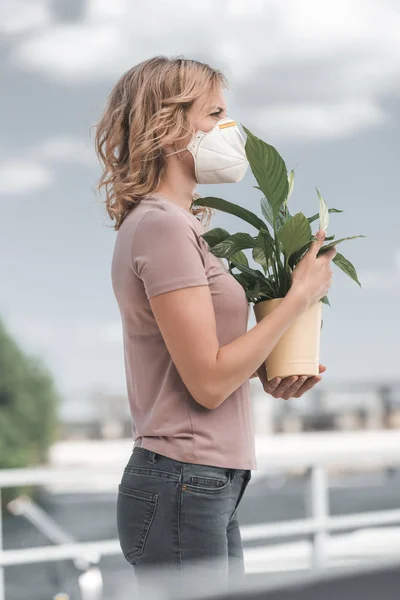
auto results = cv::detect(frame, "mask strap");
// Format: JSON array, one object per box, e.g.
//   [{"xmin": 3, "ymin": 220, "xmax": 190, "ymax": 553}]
[
  {"xmin": 165, "ymin": 124, "xmax": 196, "ymax": 157},
  {"xmin": 165, "ymin": 147, "xmax": 187, "ymax": 157}
]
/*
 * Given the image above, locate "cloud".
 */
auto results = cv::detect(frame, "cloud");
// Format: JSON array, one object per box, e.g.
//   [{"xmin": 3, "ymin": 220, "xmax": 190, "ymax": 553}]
[
  {"xmin": 0, "ymin": 135, "xmax": 96, "ymax": 198},
  {"xmin": 0, "ymin": 159, "xmax": 54, "ymax": 195},
  {"xmin": 98, "ymin": 322, "xmax": 123, "ymax": 343},
  {"xmin": 2, "ymin": 315, "xmax": 126, "ymax": 395},
  {"xmin": 14, "ymin": 23, "xmax": 126, "ymax": 82},
  {"xmin": 0, "ymin": 0, "xmax": 52, "ymax": 35},
  {"xmin": 357, "ymin": 253, "xmax": 400, "ymax": 290},
  {"xmin": 249, "ymin": 100, "xmax": 388, "ymax": 141},
  {"xmin": 30, "ymin": 134, "xmax": 96, "ymax": 166},
  {"xmin": 7, "ymin": 0, "xmax": 400, "ymax": 142},
  {"xmin": 357, "ymin": 271, "xmax": 399, "ymax": 290},
  {"xmin": 5, "ymin": 315, "xmax": 124, "ymax": 352},
  {"xmin": 10, "ymin": 0, "xmax": 400, "ymax": 86}
]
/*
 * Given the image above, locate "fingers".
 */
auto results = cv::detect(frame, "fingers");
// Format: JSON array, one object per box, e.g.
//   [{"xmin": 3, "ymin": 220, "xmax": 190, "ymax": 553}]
[
  {"xmin": 292, "ymin": 375, "xmax": 322, "ymax": 398},
  {"xmin": 264, "ymin": 368, "xmax": 325, "ymax": 398},
  {"xmin": 280, "ymin": 376, "xmax": 308, "ymax": 400},
  {"xmin": 328, "ymin": 246, "xmax": 337, "ymax": 258},
  {"xmin": 266, "ymin": 375, "xmax": 309, "ymax": 398},
  {"xmin": 272, "ymin": 376, "xmax": 302, "ymax": 398},
  {"xmin": 307, "ymin": 229, "xmax": 326, "ymax": 259},
  {"xmin": 322, "ymin": 245, "xmax": 337, "ymax": 261},
  {"xmin": 263, "ymin": 376, "xmax": 282, "ymax": 395}
]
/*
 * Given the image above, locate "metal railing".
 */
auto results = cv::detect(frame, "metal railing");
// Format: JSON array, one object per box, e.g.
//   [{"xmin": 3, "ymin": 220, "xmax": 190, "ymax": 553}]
[{"xmin": 1, "ymin": 440, "xmax": 400, "ymax": 600}]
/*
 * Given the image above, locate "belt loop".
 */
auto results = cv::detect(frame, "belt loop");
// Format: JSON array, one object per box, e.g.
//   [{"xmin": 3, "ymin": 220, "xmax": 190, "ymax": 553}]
[
  {"xmin": 230, "ymin": 469, "xmax": 236, "ymax": 482},
  {"xmin": 148, "ymin": 451, "xmax": 156, "ymax": 464}
]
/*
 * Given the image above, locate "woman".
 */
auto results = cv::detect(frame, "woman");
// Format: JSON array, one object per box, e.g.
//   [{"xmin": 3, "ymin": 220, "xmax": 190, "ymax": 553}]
[{"xmin": 94, "ymin": 55, "xmax": 336, "ymax": 592}]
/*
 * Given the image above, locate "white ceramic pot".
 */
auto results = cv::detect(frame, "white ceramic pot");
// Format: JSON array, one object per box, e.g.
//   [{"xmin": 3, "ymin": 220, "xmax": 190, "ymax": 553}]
[{"xmin": 253, "ymin": 298, "xmax": 323, "ymax": 381}]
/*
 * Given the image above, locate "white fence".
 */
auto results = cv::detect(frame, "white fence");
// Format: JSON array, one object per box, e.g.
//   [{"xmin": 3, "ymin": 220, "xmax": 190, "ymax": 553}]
[{"xmin": 1, "ymin": 432, "xmax": 400, "ymax": 600}]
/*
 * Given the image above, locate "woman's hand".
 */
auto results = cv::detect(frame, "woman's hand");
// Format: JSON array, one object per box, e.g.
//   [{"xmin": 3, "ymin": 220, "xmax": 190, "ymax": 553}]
[
  {"xmin": 254, "ymin": 364, "xmax": 326, "ymax": 399},
  {"xmin": 290, "ymin": 230, "xmax": 336, "ymax": 309}
]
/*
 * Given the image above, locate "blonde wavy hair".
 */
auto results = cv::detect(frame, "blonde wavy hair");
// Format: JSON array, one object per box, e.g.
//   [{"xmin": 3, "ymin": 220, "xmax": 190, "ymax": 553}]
[{"xmin": 93, "ymin": 55, "xmax": 229, "ymax": 231}]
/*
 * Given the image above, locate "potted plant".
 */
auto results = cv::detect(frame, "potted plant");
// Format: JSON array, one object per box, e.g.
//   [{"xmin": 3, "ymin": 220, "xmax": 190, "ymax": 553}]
[{"xmin": 192, "ymin": 126, "xmax": 365, "ymax": 381}]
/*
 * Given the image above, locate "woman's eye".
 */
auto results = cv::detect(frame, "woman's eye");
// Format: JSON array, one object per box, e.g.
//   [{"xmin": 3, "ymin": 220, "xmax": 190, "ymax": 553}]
[{"xmin": 211, "ymin": 111, "xmax": 222, "ymax": 117}]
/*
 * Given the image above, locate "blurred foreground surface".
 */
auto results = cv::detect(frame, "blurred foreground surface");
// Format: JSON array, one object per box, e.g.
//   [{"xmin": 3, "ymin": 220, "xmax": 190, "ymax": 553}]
[{"xmin": 2, "ymin": 433, "xmax": 400, "ymax": 599}]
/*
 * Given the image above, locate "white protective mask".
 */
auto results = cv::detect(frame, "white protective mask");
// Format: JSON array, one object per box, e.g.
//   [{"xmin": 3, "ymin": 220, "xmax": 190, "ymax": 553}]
[{"xmin": 165, "ymin": 117, "xmax": 249, "ymax": 184}]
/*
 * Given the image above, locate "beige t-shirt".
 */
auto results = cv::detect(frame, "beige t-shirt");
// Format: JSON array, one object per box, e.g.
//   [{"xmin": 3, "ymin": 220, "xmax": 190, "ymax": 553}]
[{"xmin": 111, "ymin": 194, "xmax": 257, "ymax": 470}]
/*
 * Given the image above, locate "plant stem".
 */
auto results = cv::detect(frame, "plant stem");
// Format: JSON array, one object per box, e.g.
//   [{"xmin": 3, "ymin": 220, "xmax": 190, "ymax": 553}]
[
  {"xmin": 266, "ymin": 234, "xmax": 279, "ymax": 296},
  {"xmin": 273, "ymin": 222, "xmax": 285, "ymax": 297}
]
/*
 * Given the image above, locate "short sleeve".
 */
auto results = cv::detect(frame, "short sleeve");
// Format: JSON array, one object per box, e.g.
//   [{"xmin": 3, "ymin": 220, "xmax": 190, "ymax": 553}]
[{"xmin": 131, "ymin": 210, "xmax": 209, "ymax": 299}]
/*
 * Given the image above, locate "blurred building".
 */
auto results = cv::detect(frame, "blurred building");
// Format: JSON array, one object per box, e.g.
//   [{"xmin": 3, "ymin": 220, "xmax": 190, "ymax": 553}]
[{"xmin": 57, "ymin": 379, "xmax": 400, "ymax": 441}]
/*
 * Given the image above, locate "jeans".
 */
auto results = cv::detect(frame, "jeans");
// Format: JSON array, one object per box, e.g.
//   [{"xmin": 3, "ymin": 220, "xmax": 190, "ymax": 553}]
[{"xmin": 116, "ymin": 446, "xmax": 252, "ymax": 595}]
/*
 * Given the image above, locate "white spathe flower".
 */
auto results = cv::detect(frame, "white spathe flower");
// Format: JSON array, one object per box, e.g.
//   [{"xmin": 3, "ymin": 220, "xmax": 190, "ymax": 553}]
[{"xmin": 316, "ymin": 188, "xmax": 329, "ymax": 232}]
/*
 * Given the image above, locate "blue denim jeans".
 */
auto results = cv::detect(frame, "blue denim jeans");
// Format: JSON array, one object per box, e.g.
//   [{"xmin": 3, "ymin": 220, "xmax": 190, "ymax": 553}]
[{"xmin": 116, "ymin": 446, "xmax": 252, "ymax": 594}]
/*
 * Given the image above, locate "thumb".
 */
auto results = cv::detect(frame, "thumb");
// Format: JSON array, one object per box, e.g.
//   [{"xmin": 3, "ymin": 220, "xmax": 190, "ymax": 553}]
[{"xmin": 307, "ymin": 229, "xmax": 326, "ymax": 258}]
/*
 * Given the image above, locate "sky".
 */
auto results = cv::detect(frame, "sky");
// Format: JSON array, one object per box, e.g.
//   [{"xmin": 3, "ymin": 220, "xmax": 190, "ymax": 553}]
[{"xmin": 0, "ymin": 0, "xmax": 399, "ymax": 403}]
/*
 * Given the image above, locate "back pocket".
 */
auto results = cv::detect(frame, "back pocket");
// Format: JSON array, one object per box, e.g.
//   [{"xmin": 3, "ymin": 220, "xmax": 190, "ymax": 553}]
[{"xmin": 116, "ymin": 484, "xmax": 158, "ymax": 563}]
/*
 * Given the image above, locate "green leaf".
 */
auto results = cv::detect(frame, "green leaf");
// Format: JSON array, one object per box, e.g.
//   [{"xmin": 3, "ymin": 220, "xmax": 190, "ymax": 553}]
[
  {"xmin": 320, "ymin": 295, "xmax": 331, "ymax": 307},
  {"xmin": 229, "ymin": 259, "xmax": 267, "ymax": 281},
  {"xmin": 257, "ymin": 229, "xmax": 276, "ymax": 259},
  {"xmin": 252, "ymin": 246, "xmax": 268, "ymax": 272},
  {"xmin": 229, "ymin": 259, "xmax": 277, "ymax": 297},
  {"xmin": 318, "ymin": 235, "xmax": 366, "ymax": 255},
  {"xmin": 200, "ymin": 227, "xmax": 230, "ymax": 248},
  {"xmin": 308, "ymin": 208, "xmax": 343, "ymax": 225},
  {"xmin": 260, "ymin": 197, "xmax": 287, "ymax": 230},
  {"xmin": 246, "ymin": 279, "xmax": 265, "ymax": 302},
  {"xmin": 254, "ymin": 225, "xmax": 277, "ymax": 269},
  {"xmin": 211, "ymin": 232, "xmax": 258, "ymax": 258},
  {"xmin": 317, "ymin": 188, "xmax": 329, "ymax": 232},
  {"xmin": 241, "ymin": 124, "xmax": 289, "ymax": 219},
  {"xmin": 260, "ymin": 197, "xmax": 274, "ymax": 228},
  {"xmin": 193, "ymin": 196, "xmax": 266, "ymax": 231},
  {"xmin": 287, "ymin": 233, "xmax": 334, "ymax": 269},
  {"xmin": 277, "ymin": 213, "xmax": 312, "ymax": 265},
  {"xmin": 332, "ymin": 252, "xmax": 362, "ymax": 287},
  {"xmin": 252, "ymin": 229, "xmax": 276, "ymax": 273},
  {"xmin": 229, "ymin": 250, "xmax": 249, "ymax": 266}
]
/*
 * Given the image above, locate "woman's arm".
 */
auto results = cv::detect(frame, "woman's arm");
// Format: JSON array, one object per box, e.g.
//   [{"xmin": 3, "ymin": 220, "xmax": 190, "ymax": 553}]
[
  {"xmin": 149, "ymin": 284, "xmax": 308, "ymax": 410},
  {"xmin": 139, "ymin": 216, "xmax": 330, "ymax": 409}
]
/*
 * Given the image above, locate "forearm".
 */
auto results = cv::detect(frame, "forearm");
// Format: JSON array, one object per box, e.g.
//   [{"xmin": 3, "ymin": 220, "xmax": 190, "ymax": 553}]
[{"xmin": 210, "ymin": 289, "xmax": 308, "ymax": 407}]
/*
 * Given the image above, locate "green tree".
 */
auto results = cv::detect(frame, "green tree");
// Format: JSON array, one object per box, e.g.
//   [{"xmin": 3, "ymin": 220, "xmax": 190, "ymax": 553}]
[{"xmin": 0, "ymin": 319, "xmax": 60, "ymax": 509}]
